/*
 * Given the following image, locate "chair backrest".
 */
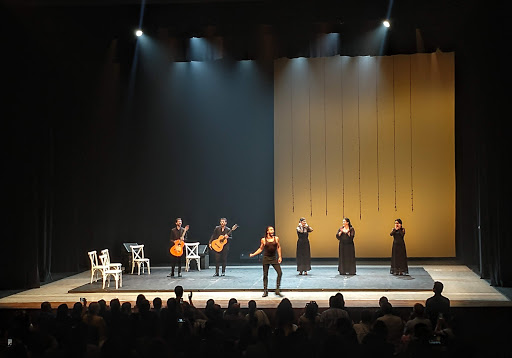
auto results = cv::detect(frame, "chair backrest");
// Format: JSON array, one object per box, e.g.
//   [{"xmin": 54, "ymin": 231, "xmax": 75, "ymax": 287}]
[
  {"xmin": 185, "ymin": 242, "xmax": 199, "ymax": 258},
  {"xmin": 101, "ymin": 249, "xmax": 111, "ymax": 265},
  {"xmin": 130, "ymin": 245, "xmax": 145, "ymax": 260},
  {"xmin": 88, "ymin": 250, "xmax": 98, "ymax": 267},
  {"xmin": 99, "ymin": 254, "xmax": 108, "ymax": 267}
]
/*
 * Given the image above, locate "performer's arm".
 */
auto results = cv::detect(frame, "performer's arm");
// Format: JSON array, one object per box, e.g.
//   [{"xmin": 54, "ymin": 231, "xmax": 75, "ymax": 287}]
[
  {"xmin": 349, "ymin": 227, "xmax": 355, "ymax": 238},
  {"xmin": 249, "ymin": 238, "xmax": 265, "ymax": 257},
  {"xmin": 276, "ymin": 237, "xmax": 282, "ymax": 263},
  {"xmin": 307, "ymin": 226, "xmax": 313, "ymax": 232}
]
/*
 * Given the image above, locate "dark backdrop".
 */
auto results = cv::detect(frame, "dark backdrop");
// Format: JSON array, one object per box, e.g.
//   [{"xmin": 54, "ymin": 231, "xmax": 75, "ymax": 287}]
[{"xmin": 2, "ymin": 0, "xmax": 510, "ymax": 289}]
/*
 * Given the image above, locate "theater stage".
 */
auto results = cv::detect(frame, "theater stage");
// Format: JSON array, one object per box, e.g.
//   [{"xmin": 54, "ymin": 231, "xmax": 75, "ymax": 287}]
[{"xmin": 0, "ymin": 264, "xmax": 510, "ymax": 309}]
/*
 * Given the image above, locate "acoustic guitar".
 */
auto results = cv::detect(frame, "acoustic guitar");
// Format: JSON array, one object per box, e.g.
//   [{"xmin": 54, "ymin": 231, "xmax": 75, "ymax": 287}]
[
  {"xmin": 210, "ymin": 224, "xmax": 238, "ymax": 253},
  {"xmin": 170, "ymin": 225, "xmax": 189, "ymax": 257}
]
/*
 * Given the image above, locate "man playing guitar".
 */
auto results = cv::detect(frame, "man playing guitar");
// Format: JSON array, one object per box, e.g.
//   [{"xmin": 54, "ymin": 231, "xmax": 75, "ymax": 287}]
[
  {"xmin": 209, "ymin": 217, "xmax": 233, "ymax": 277},
  {"xmin": 168, "ymin": 218, "xmax": 189, "ymax": 277}
]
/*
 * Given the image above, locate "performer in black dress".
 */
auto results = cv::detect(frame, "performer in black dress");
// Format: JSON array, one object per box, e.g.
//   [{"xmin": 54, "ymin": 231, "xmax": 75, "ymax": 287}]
[
  {"xmin": 168, "ymin": 218, "xmax": 188, "ymax": 277},
  {"xmin": 209, "ymin": 218, "xmax": 232, "ymax": 277},
  {"xmin": 250, "ymin": 226, "xmax": 283, "ymax": 297},
  {"xmin": 296, "ymin": 217, "xmax": 313, "ymax": 275},
  {"xmin": 390, "ymin": 218, "xmax": 408, "ymax": 275},
  {"xmin": 336, "ymin": 217, "xmax": 356, "ymax": 275}
]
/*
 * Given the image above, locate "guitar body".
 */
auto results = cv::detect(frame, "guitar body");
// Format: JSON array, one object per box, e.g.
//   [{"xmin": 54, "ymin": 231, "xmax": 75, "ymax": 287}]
[
  {"xmin": 170, "ymin": 240, "xmax": 185, "ymax": 257},
  {"xmin": 211, "ymin": 236, "xmax": 228, "ymax": 253},
  {"xmin": 211, "ymin": 224, "xmax": 238, "ymax": 253}
]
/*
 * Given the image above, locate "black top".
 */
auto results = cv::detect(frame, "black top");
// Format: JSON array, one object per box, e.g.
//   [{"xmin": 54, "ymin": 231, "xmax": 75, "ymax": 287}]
[{"xmin": 263, "ymin": 238, "xmax": 278, "ymax": 258}]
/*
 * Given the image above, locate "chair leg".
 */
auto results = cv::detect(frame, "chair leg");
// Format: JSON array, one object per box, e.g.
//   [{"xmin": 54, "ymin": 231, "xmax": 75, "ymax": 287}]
[
  {"xmin": 138, "ymin": 263, "xmax": 141, "ymax": 275},
  {"xmin": 147, "ymin": 261, "xmax": 151, "ymax": 275},
  {"xmin": 131, "ymin": 261, "xmax": 134, "ymax": 274},
  {"xmin": 197, "ymin": 258, "xmax": 201, "ymax": 271}
]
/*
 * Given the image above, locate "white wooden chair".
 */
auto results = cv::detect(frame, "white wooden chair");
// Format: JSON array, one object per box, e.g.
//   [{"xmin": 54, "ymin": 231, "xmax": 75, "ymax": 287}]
[
  {"xmin": 185, "ymin": 242, "xmax": 201, "ymax": 272},
  {"xmin": 99, "ymin": 254, "xmax": 123, "ymax": 289},
  {"xmin": 130, "ymin": 244, "xmax": 150, "ymax": 275},
  {"xmin": 100, "ymin": 249, "xmax": 122, "ymax": 270},
  {"xmin": 87, "ymin": 250, "xmax": 103, "ymax": 283}
]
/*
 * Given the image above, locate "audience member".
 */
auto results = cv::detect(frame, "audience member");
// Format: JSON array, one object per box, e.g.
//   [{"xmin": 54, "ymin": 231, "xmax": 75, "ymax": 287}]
[
  {"xmin": 353, "ymin": 309, "xmax": 372, "ymax": 344},
  {"xmin": 376, "ymin": 302, "xmax": 404, "ymax": 354},
  {"xmin": 426, "ymin": 281, "xmax": 450, "ymax": 327}
]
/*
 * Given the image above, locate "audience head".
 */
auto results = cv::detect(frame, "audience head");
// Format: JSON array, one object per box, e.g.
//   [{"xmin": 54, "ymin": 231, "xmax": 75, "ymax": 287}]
[
  {"xmin": 153, "ymin": 297, "xmax": 162, "ymax": 310},
  {"xmin": 379, "ymin": 296, "xmax": 389, "ymax": 307},
  {"xmin": 205, "ymin": 299, "xmax": 215, "ymax": 309},
  {"xmin": 88, "ymin": 302, "xmax": 100, "ymax": 316},
  {"xmin": 110, "ymin": 298, "xmax": 120, "ymax": 312},
  {"xmin": 56, "ymin": 304, "xmax": 69, "ymax": 320},
  {"xmin": 166, "ymin": 298, "xmax": 177, "ymax": 310},
  {"xmin": 40, "ymin": 301, "xmax": 52, "ymax": 312},
  {"xmin": 174, "ymin": 285, "xmax": 184, "ymax": 299},
  {"xmin": 136, "ymin": 294, "xmax": 146, "ymax": 308},
  {"xmin": 227, "ymin": 298, "xmax": 238, "ymax": 309},
  {"xmin": 381, "ymin": 302, "xmax": 393, "ymax": 315},
  {"xmin": 305, "ymin": 301, "xmax": 319, "ymax": 320},
  {"xmin": 121, "ymin": 301, "xmax": 132, "ymax": 314},
  {"xmin": 139, "ymin": 299, "xmax": 150, "ymax": 313},
  {"xmin": 334, "ymin": 292, "xmax": 345, "ymax": 309},
  {"xmin": 72, "ymin": 302, "xmax": 83, "ymax": 317},
  {"xmin": 372, "ymin": 320, "xmax": 388, "ymax": 339},
  {"xmin": 433, "ymin": 281, "xmax": 444, "ymax": 294},
  {"xmin": 413, "ymin": 303, "xmax": 425, "ymax": 317},
  {"xmin": 276, "ymin": 298, "xmax": 294, "ymax": 326}
]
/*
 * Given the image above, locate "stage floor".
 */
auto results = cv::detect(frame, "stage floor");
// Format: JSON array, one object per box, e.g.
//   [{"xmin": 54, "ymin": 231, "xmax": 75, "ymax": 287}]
[
  {"xmin": 1, "ymin": 264, "xmax": 510, "ymax": 309},
  {"xmin": 69, "ymin": 265, "xmax": 434, "ymax": 293}
]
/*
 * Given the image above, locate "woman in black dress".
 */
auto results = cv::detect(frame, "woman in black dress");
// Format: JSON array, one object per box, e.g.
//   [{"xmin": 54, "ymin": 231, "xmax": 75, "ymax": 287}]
[
  {"xmin": 390, "ymin": 218, "xmax": 408, "ymax": 275},
  {"xmin": 336, "ymin": 217, "xmax": 356, "ymax": 275},
  {"xmin": 250, "ymin": 226, "xmax": 283, "ymax": 297},
  {"xmin": 296, "ymin": 217, "xmax": 313, "ymax": 275}
]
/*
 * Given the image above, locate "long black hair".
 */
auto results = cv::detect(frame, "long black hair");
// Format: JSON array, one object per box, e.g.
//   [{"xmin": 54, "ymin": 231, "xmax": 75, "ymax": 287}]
[{"xmin": 343, "ymin": 217, "xmax": 352, "ymax": 228}]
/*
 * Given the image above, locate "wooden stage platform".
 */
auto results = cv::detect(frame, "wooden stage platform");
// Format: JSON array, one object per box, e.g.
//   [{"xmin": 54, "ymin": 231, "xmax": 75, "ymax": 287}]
[{"xmin": 1, "ymin": 264, "xmax": 510, "ymax": 310}]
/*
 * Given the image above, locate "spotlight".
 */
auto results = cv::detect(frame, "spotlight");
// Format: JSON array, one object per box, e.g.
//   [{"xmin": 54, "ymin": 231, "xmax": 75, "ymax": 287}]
[
  {"xmin": 135, "ymin": 29, "xmax": 143, "ymax": 37},
  {"xmin": 383, "ymin": 20, "xmax": 390, "ymax": 28}
]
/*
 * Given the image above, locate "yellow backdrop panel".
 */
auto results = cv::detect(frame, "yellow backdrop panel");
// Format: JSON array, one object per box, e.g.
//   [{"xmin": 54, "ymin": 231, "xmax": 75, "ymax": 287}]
[{"xmin": 274, "ymin": 52, "xmax": 455, "ymax": 258}]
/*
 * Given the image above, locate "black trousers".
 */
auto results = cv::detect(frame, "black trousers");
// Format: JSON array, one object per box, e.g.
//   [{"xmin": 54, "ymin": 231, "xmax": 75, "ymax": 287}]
[
  {"xmin": 263, "ymin": 263, "xmax": 282, "ymax": 289},
  {"xmin": 170, "ymin": 255, "xmax": 182, "ymax": 274},
  {"xmin": 213, "ymin": 248, "xmax": 229, "ymax": 274}
]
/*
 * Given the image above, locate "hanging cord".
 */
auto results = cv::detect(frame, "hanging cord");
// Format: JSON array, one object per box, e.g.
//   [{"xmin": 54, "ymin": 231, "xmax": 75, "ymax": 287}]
[
  {"xmin": 291, "ymin": 75, "xmax": 295, "ymax": 212},
  {"xmin": 324, "ymin": 58, "xmax": 328, "ymax": 215},
  {"xmin": 308, "ymin": 71, "xmax": 313, "ymax": 216},
  {"xmin": 358, "ymin": 61, "xmax": 362, "ymax": 220},
  {"xmin": 409, "ymin": 57, "xmax": 414, "ymax": 212},
  {"xmin": 393, "ymin": 56, "xmax": 397, "ymax": 212},
  {"xmin": 376, "ymin": 58, "xmax": 380, "ymax": 211},
  {"xmin": 340, "ymin": 57, "xmax": 345, "ymax": 217}
]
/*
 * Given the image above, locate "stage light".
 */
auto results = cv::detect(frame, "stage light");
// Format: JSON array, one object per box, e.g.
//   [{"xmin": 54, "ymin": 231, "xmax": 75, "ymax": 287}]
[
  {"xmin": 135, "ymin": 29, "xmax": 143, "ymax": 37},
  {"xmin": 383, "ymin": 20, "xmax": 390, "ymax": 28}
]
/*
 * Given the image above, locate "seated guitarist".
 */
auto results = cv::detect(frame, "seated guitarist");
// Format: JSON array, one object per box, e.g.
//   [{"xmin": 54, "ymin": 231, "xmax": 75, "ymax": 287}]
[
  {"xmin": 168, "ymin": 218, "xmax": 188, "ymax": 277},
  {"xmin": 209, "ymin": 217, "xmax": 232, "ymax": 277}
]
